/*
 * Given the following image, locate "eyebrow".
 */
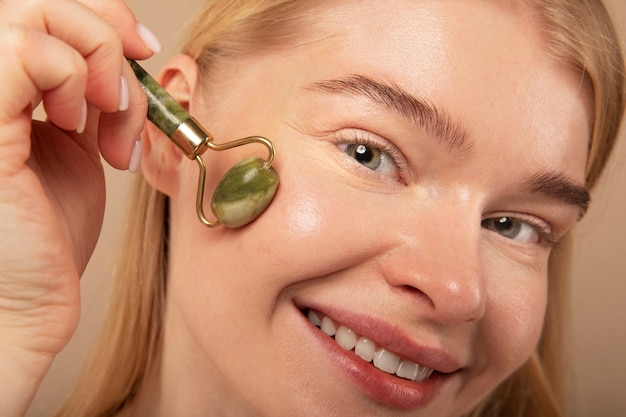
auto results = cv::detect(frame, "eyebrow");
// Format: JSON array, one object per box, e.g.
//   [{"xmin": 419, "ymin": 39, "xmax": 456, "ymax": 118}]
[
  {"xmin": 525, "ymin": 171, "xmax": 590, "ymax": 218},
  {"xmin": 309, "ymin": 74, "xmax": 590, "ymax": 217},
  {"xmin": 308, "ymin": 74, "xmax": 472, "ymax": 153}
]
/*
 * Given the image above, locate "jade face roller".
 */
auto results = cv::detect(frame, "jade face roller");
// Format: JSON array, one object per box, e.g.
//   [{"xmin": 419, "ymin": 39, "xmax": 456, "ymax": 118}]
[{"xmin": 128, "ymin": 59, "xmax": 279, "ymax": 228}]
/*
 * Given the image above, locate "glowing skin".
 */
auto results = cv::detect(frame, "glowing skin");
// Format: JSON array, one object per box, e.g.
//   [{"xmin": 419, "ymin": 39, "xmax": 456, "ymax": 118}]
[{"xmin": 129, "ymin": 1, "xmax": 590, "ymax": 416}]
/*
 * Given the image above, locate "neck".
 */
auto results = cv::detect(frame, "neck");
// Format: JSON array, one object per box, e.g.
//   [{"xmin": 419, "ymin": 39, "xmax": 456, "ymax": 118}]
[{"xmin": 115, "ymin": 302, "xmax": 256, "ymax": 417}]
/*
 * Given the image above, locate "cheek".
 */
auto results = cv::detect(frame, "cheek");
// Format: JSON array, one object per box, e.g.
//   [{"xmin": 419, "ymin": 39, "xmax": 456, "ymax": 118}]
[
  {"xmin": 259, "ymin": 164, "xmax": 360, "ymax": 274},
  {"xmin": 285, "ymin": 185, "xmax": 323, "ymax": 238},
  {"xmin": 219, "ymin": 151, "xmax": 404, "ymax": 307},
  {"xmin": 482, "ymin": 257, "xmax": 548, "ymax": 376}
]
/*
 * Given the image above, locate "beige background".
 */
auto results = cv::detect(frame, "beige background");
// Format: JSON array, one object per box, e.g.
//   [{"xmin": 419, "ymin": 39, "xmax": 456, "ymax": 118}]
[{"xmin": 26, "ymin": 1, "xmax": 626, "ymax": 416}]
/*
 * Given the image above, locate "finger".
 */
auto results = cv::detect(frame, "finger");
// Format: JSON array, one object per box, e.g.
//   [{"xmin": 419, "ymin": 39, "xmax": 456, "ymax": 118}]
[
  {"xmin": 0, "ymin": 25, "xmax": 87, "ymax": 133},
  {"xmin": 97, "ymin": 61, "xmax": 148, "ymax": 169},
  {"xmin": 39, "ymin": 1, "xmax": 126, "ymax": 113},
  {"xmin": 80, "ymin": 0, "xmax": 161, "ymax": 57},
  {"xmin": 0, "ymin": 0, "xmax": 157, "ymax": 114}
]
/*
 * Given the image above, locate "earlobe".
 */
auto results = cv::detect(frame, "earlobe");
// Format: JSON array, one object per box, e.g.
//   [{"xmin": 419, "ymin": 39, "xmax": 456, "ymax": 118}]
[{"xmin": 140, "ymin": 54, "xmax": 200, "ymax": 198}]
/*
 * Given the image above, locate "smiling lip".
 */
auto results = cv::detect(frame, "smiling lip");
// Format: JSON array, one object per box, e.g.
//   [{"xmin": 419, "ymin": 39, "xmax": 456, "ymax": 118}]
[{"xmin": 295, "ymin": 303, "xmax": 463, "ymax": 409}]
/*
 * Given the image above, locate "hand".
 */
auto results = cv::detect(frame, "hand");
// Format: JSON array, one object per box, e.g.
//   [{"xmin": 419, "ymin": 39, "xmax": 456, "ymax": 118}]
[{"xmin": 0, "ymin": 0, "xmax": 155, "ymax": 414}]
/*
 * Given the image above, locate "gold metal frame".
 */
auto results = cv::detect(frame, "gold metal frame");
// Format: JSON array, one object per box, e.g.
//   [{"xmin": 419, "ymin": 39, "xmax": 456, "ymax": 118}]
[{"xmin": 172, "ymin": 118, "xmax": 275, "ymax": 227}]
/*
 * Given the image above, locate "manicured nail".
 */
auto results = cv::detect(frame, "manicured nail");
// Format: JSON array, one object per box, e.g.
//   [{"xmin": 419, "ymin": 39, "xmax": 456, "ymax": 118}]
[
  {"xmin": 128, "ymin": 137, "xmax": 142, "ymax": 173},
  {"xmin": 76, "ymin": 99, "xmax": 87, "ymax": 134},
  {"xmin": 119, "ymin": 75, "xmax": 129, "ymax": 111},
  {"xmin": 136, "ymin": 22, "xmax": 161, "ymax": 54}
]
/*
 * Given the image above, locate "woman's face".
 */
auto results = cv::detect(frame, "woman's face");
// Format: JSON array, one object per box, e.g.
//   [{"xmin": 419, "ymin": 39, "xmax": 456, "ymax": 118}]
[{"xmin": 162, "ymin": 1, "xmax": 590, "ymax": 416}]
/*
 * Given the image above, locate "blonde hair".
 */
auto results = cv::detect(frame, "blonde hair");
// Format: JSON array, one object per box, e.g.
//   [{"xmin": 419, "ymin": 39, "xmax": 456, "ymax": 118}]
[{"xmin": 56, "ymin": 1, "xmax": 625, "ymax": 416}]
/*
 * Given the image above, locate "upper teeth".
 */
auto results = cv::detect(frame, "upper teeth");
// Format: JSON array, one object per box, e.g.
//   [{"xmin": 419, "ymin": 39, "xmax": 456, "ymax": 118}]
[{"xmin": 307, "ymin": 310, "xmax": 434, "ymax": 382}]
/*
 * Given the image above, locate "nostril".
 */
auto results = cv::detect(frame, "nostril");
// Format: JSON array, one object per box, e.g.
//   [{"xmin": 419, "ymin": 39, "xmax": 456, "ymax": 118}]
[{"xmin": 395, "ymin": 285, "xmax": 434, "ymax": 308}]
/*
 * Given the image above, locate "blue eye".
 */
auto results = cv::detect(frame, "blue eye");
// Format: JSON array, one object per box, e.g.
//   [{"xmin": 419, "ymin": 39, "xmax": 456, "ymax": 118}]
[
  {"xmin": 344, "ymin": 143, "xmax": 383, "ymax": 170},
  {"xmin": 482, "ymin": 216, "xmax": 542, "ymax": 244},
  {"xmin": 338, "ymin": 140, "xmax": 402, "ymax": 179}
]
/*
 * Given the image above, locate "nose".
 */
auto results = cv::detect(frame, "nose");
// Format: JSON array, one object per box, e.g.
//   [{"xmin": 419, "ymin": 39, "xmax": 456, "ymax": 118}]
[{"xmin": 381, "ymin": 207, "xmax": 486, "ymax": 326}]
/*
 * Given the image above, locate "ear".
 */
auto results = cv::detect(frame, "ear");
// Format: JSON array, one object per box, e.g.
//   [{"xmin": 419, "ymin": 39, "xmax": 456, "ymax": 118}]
[{"xmin": 141, "ymin": 54, "xmax": 200, "ymax": 198}]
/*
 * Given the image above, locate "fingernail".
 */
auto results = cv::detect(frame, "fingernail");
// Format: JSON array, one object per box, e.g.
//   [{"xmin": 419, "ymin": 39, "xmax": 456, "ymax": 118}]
[
  {"xmin": 119, "ymin": 75, "xmax": 129, "ymax": 112},
  {"xmin": 76, "ymin": 99, "xmax": 87, "ymax": 134},
  {"xmin": 128, "ymin": 138, "xmax": 142, "ymax": 173},
  {"xmin": 136, "ymin": 22, "xmax": 161, "ymax": 54}
]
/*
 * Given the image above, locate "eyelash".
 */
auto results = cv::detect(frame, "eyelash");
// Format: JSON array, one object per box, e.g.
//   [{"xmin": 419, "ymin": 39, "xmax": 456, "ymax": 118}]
[
  {"xmin": 329, "ymin": 129, "xmax": 409, "ymax": 179},
  {"xmin": 521, "ymin": 217, "xmax": 560, "ymax": 249},
  {"xmin": 483, "ymin": 214, "xmax": 560, "ymax": 249}
]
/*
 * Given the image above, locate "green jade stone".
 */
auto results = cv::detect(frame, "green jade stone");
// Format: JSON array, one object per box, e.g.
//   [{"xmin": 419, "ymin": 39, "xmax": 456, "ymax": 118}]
[
  {"xmin": 211, "ymin": 157, "xmax": 279, "ymax": 228},
  {"xmin": 128, "ymin": 59, "xmax": 189, "ymax": 137}
]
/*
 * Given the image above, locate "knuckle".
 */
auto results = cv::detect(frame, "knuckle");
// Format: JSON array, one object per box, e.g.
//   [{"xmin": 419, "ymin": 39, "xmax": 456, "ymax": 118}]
[
  {"xmin": 67, "ymin": 51, "xmax": 89, "ymax": 80},
  {"xmin": 100, "ymin": 30, "xmax": 124, "ymax": 57},
  {"xmin": 0, "ymin": 24, "xmax": 29, "ymax": 55},
  {"xmin": 86, "ymin": 22, "xmax": 124, "ymax": 66}
]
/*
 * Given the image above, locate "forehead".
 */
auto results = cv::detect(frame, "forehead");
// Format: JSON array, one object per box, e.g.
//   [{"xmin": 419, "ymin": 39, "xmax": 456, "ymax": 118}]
[
  {"xmin": 203, "ymin": 0, "xmax": 591, "ymax": 184},
  {"xmin": 304, "ymin": 0, "xmax": 553, "ymax": 93},
  {"xmin": 290, "ymin": 0, "xmax": 591, "ymax": 179}
]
